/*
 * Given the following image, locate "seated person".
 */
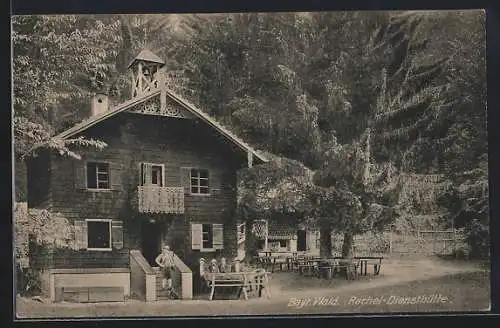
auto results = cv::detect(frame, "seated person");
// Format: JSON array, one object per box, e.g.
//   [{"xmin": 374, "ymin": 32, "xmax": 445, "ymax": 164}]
[
  {"xmin": 199, "ymin": 258, "xmax": 210, "ymax": 292},
  {"xmin": 209, "ymin": 259, "xmax": 220, "ymax": 273},
  {"xmin": 219, "ymin": 257, "xmax": 228, "ymax": 273}
]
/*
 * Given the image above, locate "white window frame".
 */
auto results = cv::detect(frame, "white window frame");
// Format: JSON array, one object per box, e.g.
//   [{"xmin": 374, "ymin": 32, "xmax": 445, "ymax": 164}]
[
  {"xmin": 201, "ymin": 223, "xmax": 214, "ymax": 252},
  {"xmin": 140, "ymin": 162, "xmax": 165, "ymax": 187},
  {"xmin": 86, "ymin": 219, "xmax": 112, "ymax": 251},
  {"xmin": 189, "ymin": 168, "xmax": 211, "ymax": 196},
  {"xmin": 86, "ymin": 161, "xmax": 111, "ymax": 191}
]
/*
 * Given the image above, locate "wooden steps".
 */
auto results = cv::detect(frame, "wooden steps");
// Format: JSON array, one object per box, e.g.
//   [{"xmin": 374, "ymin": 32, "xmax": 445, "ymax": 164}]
[{"xmin": 153, "ymin": 267, "xmax": 175, "ymax": 300}]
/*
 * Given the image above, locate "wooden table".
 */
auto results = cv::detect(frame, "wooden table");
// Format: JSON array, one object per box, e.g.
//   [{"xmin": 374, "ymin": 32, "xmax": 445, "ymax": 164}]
[
  {"xmin": 313, "ymin": 258, "xmax": 358, "ymax": 280},
  {"xmin": 297, "ymin": 257, "xmax": 383, "ymax": 279},
  {"xmin": 205, "ymin": 271, "xmax": 271, "ymax": 301},
  {"xmin": 356, "ymin": 257, "xmax": 383, "ymax": 275},
  {"xmin": 257, "ymin": 254, "xmax": 289, "ymax": 273}
]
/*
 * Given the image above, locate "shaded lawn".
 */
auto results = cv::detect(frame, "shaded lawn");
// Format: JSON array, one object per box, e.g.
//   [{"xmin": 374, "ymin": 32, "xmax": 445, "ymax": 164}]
[
  {"xmin": 283, "ymin": 270, "xmax": 490, "ymax": 314},
  {"xmin": 269, "ymin": 257, "xmax": 488, "ymax": 295},
  {"xmin": 16, "ymin": 271, "xmax": 490, "ymax": 318}
]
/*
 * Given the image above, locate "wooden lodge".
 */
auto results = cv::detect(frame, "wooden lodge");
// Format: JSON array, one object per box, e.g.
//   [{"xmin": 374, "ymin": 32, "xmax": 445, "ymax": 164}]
[
  {"xmin": 252, "ymin": 220, "xmax": 320, "ymax": 256},
  {"xmin": 25, "ymin": 50, "xmax": 267, "ymax": 303}
]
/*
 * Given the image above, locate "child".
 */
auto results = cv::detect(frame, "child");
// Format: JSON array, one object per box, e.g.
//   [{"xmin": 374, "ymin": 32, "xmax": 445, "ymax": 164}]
[
  {"xmin": 155, "ymin": 246, "xmax": 175, "ymax": 290},
  {"xmin": 219, "ymin": 257, "xmax": 227, "ymax": 273},
  {"xmin": 209, "ymin": 259, "xmax": 220, "ymax": 273}
]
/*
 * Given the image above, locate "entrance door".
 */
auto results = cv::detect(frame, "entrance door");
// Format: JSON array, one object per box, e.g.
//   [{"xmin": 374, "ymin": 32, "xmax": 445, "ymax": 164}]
[
  {"xmin": 141, "ymin": 220, "xmax": 163, "ymax": 266},
  {"xmin": 297, "ymin": 230, "xmax": 307, "ymax": 252}
]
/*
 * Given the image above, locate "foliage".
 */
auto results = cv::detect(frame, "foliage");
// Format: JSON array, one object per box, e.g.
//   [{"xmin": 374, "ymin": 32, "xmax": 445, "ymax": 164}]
[
  {"xmin": 14, "ymin": 115, "xmax": 108, "ymax": 160},
  {"xmin": 433, "ymin": 12, "xmax": 488, "ymax": 258},
  {"xmin": 12, "ymin": 15, "xmax": 121, "ymax": 161},
  {"xmin": 237, "ymin": 155, "xmax": 317, "ymax": 221},
  {"xmin": 14, "ymin": 202, "xmax": 74, "ymax": 262},
  {"xmin": 12, "ymin": 11, "xmax": 487, "ymax": 258},
  {"xmin": 314, "ymin": 142, "xmax": 402, "ymax": 236}
]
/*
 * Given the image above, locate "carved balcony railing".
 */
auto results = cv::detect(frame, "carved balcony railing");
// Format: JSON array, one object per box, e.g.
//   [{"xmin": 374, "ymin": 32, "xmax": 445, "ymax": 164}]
[{"xmin": 137, "ymin": 186, "xmax": 185, "ymax": 214}]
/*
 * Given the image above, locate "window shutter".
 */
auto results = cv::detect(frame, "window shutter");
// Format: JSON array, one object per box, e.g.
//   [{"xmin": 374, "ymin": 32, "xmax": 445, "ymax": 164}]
[
  {"xmin": 74, "ymin": 220, "xmax": 88, "ymax": 250},
  {"xmin": 180, "ymin": 167, "xmax": 191, "ymax": 194},
  {"xmin": 111, "ymin": 220, "xmax": 124, "ymax": 249},
  {"xmin": 191, "ymin": 223, "xmax": 202, "ymax": 250},
  {"xmin": 210, "ymin": 171, "xmax": 221, "ymax": 195},
  {"xmin": 212, "ymin": 224, "xmax": 224, "ymax": 250},
  {"xmin": 142, "ymin": 163, "xmax": 153, "ymax": 186},
  {"xmin": 110, "ymin": 163, "xmax": 123, "ymax": 191},
  {"xmin": 74, "ymin": 161, "xmax": 87, "ymax": 190},
  {"xmin": 138, "ymin": 163, "xmax": 143, "ymax": 186}
]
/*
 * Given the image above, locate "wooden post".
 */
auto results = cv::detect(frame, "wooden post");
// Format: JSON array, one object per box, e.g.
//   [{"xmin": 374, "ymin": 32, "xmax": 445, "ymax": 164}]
[
  {"xmin": 433, "ymin": 229, "xmax": 437, "ymax": 254},
  {"xmin": 131, "ymin": 71, "xmax": 136, "ymax": 97},
  {"xmin": 452, "ymin": 216, "xmax": 457, "ymax": 258},
  {"xmin": 264, "ymin": 220, "xmax": 268, "ymax": 251},
  {"xmin": 247, "ymin": 151, "xmax": 253, "ymax": 168},
  {"xmin": 137, "ymin": 62, "xmax": 143, "ymax": 95},
  {"xmin": 389, "ymin": 226, "xmax": 392, "ymax": 255},
  {"xmin": 158, "ymin": 67, "xmax": 167, "ymax": 113}
]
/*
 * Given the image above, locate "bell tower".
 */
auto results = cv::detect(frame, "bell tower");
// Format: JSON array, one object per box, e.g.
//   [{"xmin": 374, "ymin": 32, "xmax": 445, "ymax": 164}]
[{"xmin": 128, "ymin": 49, "xmax": 166, "ymax": 98}]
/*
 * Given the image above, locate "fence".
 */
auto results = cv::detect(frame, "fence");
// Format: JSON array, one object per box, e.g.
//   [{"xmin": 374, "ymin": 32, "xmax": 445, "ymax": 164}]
[{"xmin": 331, "ymin": 229, "xmax": 467, "ymax": 257}]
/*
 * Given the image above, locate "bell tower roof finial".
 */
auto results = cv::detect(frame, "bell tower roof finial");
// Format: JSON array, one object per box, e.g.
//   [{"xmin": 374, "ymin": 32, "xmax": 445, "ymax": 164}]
[{"xmin": 127, "ymin": 49, "xmax": 165, "ymax": 69}]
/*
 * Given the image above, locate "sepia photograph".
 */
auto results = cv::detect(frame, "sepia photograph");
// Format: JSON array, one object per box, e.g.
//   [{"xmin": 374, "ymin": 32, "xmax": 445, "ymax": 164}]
[{"xmin": 12, "ymin": 10, "xmax": 490, "ymax": 319}]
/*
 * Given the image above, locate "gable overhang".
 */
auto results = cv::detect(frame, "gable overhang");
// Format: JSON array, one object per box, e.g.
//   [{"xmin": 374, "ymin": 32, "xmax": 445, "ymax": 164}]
[{"xmin": 52, "ymin": 89, "xmax": 268, "ymax": 164}]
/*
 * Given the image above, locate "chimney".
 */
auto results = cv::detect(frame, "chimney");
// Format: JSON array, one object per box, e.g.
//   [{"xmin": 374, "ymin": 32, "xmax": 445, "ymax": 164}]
[{"xmin": 91, "ymin": 93, "xmax": 109, "ymax": 116}]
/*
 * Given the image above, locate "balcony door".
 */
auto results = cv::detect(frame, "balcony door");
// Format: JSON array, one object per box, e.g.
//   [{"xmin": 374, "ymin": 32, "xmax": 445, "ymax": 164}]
[
  {"xmin": 140, "ymin": 163, "xmax": 165, "ymax": 186},
  {"xmin": 141, "ymin": 220, "xmax": 164, "ymax": 266}
]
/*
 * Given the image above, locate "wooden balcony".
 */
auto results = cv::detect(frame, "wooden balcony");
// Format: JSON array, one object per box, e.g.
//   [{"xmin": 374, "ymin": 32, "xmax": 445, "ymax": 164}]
[{"xmin": 137, "ymin": 186, "xmax": 185, "ymax": 214}]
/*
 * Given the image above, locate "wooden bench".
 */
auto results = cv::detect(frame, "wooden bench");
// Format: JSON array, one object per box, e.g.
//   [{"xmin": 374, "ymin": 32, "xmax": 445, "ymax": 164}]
[{"xmin": 205, "ymin": 271, "xmax": 271, "ymax": 301}]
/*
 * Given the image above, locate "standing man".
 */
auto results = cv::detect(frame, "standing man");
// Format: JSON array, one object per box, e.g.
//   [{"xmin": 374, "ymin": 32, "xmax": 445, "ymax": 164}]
[{"xmin": 156, "ymin": 245, "xmax": 175, "ymax": 289}]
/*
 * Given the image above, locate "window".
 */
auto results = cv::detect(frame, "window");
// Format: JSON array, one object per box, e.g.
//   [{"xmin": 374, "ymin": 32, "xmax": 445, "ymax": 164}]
[
  {"xmin": 191, "ymin": 223, "xmax": 223, "ymax": 251},
  {"xmin": 202, "ymin": 224, "xmax": 213, "ymax": 249},
  {"xmin": 140, "ymin": 163, "xmax": 164, "ymax": 186},
  {"xmin": 87, "ymin": 162, "xmax": 110, "ymax": 189},
  {"xmin": 269, "ymin": 241, "xmax": 281, "ymax": 251},
  {"xmin": 151, "ymin": 166, "xmax": 162, "ymax": 186},
  {"xmin": 87, "ymin": 220, "xmax": 111, "ymax": 250},
  {"xmin": 190, "ymin": 169, "xmax": 209, "ymax": 194},
  {"xmin": 315, "ymin": 231, "xmax": 321, "ymax": 249}
]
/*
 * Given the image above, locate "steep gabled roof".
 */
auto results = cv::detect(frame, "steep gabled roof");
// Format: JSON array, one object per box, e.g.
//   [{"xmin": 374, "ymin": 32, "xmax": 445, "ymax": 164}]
[
  {"xmin": 268, "ymin": 223, "xmax": 297, "ymax": 239},
  {"xmin": 56, "ymin": 90, "xmax": 160, "ymax": 139},
  {"xmin": 127, "ymin": 49, "xmax": 166, "ymax": 69},
  {"xmin": 54, "ymin": 88, "xmax": 267, "ymax": 163}
]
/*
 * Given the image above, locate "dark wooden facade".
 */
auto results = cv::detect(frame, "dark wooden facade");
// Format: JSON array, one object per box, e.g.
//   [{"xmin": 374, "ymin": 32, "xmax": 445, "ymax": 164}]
[{"xmin": 27, "ymin": 111, "xmax": 250, "ymax": 271}]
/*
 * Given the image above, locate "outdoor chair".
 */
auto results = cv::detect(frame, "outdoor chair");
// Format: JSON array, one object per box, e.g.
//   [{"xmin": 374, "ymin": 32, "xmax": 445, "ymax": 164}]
[
  {"xmin": 335, "ymin": 259, "xmax": 359, "ymax": 280},
  {"xmin": 246, "ymin": 268, "xmax": 266, "ymax": 293},
  {"xmin": 318, "ymin": 261, "xmax": 335, "ymax": 279}
]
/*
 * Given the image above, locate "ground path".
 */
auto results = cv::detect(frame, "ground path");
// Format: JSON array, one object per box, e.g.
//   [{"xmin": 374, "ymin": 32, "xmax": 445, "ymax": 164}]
[
  {"xmin": 267, "ymin": 257, "xmax": 485, "ymax": 299},
  {"xmin": 16, "ymin": 257, "xmax": 490, "ymax": 318}
]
